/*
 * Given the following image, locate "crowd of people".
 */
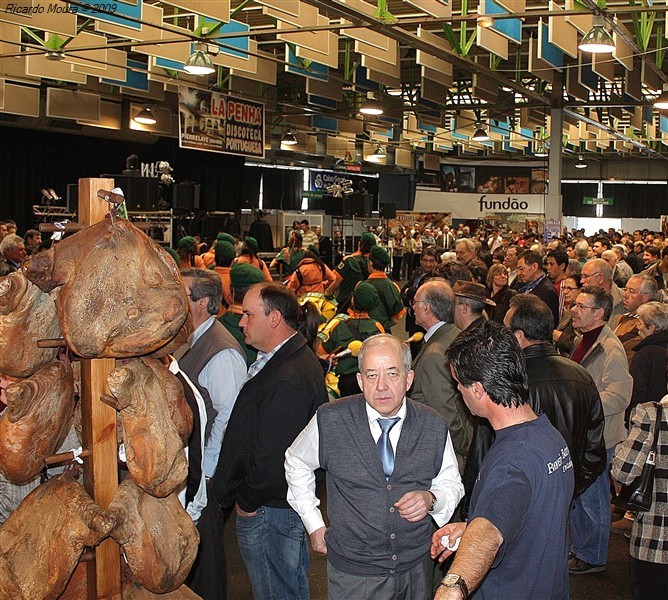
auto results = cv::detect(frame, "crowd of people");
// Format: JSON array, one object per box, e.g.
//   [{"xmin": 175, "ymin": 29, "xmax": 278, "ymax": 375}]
[{"xmin": 1, "ymin": 214, "xmax": 667, "ymax": 599}]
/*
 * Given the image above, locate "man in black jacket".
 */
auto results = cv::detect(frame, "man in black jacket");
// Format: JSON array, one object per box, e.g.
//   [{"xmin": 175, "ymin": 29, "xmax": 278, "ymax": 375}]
[
  {"xmin": 212, "ymin": 282, "xmax": 327, "ymax": 600},
  {"xmin": 504, "ymin": 294, "xmax": 606, "ymax": 497}
]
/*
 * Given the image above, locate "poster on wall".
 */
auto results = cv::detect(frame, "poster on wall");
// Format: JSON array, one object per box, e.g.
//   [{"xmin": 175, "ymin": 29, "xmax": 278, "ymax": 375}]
[
  {"xmin": 387, "ymin": 211, "xmax": 452, "ymax": 233},
  {"xmin": 178, "ymin": 86, "xmax": 265, "ymax": 158},
  {"xmin": 441, "ymin": 165, "xmax": 475, "ymax": 192}
]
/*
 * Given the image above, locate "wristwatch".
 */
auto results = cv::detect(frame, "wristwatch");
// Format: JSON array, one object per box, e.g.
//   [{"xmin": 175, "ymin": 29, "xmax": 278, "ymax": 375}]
[
  {"xmin": 440, "ymin": 573, "xmax": 469, "ymax": 599},
  {"xmin": 428, "ymin": 491, "xmax": 437, "ymax": 512}
]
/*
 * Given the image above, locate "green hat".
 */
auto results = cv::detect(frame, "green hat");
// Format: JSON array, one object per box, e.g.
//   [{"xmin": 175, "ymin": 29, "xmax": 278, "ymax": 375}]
[
  {"xmin": 177, "ymin": 235, "xmax": 197, "ymax": 249},
  {"xmin": 217, "ymin": 232, "xmax": 236, "ymax": 245},
  {"xmin": 307, "ymin": 245, "xmax": 319, "ymax": 255},
  {"xmin": 353, "ymin": 281, "xmax": 380, "ymax": 312},
  {"xmin": 360, "ymin": 232, "xmax": 376, "ymax": 250},
  {"xmin": 164, "ymin": 246, "xmax": 179, "ymax": 264},
  {"xmin": 245, "ymin": 236, "xmax": 259, "ymax": 250},
  {"xmin": 215, "ymin": 241, "xmax": 236, "ymax": 262},
  {"xmin": 230, "ymin": 262, "xmax": 266, "ymax": 289},
  {"xmin": 369, "ymin": 245, "xmax": 390, "ymax": 266}
]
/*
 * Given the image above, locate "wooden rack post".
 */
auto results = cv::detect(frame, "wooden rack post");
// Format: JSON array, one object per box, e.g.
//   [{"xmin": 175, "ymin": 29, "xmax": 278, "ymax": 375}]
[{"xmin": 76, "ymin": 178, "xmax": 121, "ymax": 600}]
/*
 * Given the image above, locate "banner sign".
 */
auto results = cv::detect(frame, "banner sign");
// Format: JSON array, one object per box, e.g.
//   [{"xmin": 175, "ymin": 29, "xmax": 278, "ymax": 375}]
[
  {"xmin": 388, "ymin": 211, "xmax": 452, "ymax": 232},
  {"xmin": 178, "ymin": 86, "xmax": 265, "ymax": 158},
  {"xmin": 415, "ymin": 189, "xmax": 546, "ymax": 218}
]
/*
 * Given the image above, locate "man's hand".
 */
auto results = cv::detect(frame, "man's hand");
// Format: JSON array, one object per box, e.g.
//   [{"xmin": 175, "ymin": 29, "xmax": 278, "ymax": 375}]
[
  {"xmin": 431, "ymin": 522, "xmax": 467, "ymax": 562},
  {"xmin": 394, "ymin": 490, "xmax": 433, "ymax": 522},
  {"xmin": 310, "ymin": 526, "xmax": 328, "ymax": 555},
  {"xmin": 235, "ymin": 503, "xmax": 258, "ymax": 518}
]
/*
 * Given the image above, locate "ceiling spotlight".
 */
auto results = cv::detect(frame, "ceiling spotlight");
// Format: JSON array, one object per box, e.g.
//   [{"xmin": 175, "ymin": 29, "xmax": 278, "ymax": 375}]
[
  {"xmin": 281, "ymin": 129, "xmax": 298, "ymax": 146},
  {"xmin": 359, "ymin": 91, "xmax": 384, "ymax": 116},
  {"xmin": 654, "ymin": 83, "xmax": 668, "ymax": 110},
  {"xmin": 578, "ymin": 14, "xmax": 615, "ymax": 54},
  {"xmin": 534, "ymin": 142, "xmax": 549, "ymax": 158},
  {"xmin": 184, "ymin": 43, "xmax": 215, "ymax": 75},
  {"xmin": 471, "ymin": 124, "xmax": 490, "ymax": 142},
  {"xmin": 44, "ymin": 50, "xmax": 65, "ymax": 61},
  {"xmin": 373, "ymin": 144, "xmax": 386, "ymax": 157},
  {"xmin": 477, "ymin": 15, "xmax": 495, "ymax": 28},
  {"xmin": 575, "ymin": 154, "xmax": 588, "ymax": 169},
  {"xmin": 133, "ymin": 106, "xmax": 157, "ymax": 125}
]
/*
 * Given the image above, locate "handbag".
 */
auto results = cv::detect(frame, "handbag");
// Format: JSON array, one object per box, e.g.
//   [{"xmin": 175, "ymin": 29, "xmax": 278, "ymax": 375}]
[{"xmin": 613, "ymin": 402, "xmax": 663, "ymax": 512}]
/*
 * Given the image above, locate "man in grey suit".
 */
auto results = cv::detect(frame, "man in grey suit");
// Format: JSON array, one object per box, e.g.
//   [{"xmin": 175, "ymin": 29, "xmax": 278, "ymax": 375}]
[{"xmin": 409, "ymin": 279, "xmax": 473, "ymax": 474}]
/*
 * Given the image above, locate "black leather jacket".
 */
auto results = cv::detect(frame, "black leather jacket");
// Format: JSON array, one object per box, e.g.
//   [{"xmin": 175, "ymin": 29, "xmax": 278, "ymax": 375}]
[{"xmin": 524, "ymin": 342, "xmax": 606, "ymax": 497}]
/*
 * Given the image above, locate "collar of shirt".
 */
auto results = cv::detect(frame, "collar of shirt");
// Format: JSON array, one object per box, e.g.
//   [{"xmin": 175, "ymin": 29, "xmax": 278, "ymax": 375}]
[
  {"xmin": 190, "ymin": 315, "xmax": 215, "ymax": 346},
  {"xmin": 247, "ymin": 331, "xmax": 297, "ymax": 380},
  {"xmin": 366, "ymin": 399, "xmax": 407, "ymax": 446},
  {"xmin": 522, "ymin": 273, "xmax": 546, "ymax": 294},
  {"xmin": 424, "ymin": 321, "xmax": 445, "ymax": 342}
]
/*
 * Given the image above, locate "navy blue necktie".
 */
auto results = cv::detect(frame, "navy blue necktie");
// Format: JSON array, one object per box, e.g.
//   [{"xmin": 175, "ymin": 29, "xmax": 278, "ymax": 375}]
[{"xmin": 377, "ymin": 417, "xmax": 400, "ymax": 479}]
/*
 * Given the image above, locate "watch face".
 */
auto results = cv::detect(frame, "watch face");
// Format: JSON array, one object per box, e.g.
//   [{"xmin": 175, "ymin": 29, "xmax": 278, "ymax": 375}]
[{"xmin": 443, "ymin": 574, "xmax": 461, "ymax": 586}]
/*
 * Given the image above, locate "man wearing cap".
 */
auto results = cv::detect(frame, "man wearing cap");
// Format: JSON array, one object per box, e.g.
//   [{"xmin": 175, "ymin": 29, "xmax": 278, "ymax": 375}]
[
  {"xmin": 452, "ymin": 280, "xmax": 495, "ymax": 333},
  {"xmin": 319, "ymin": 282, "xmax": 385, "ymax": 397},
  {"xmin": 366, "ymin": 245, "xmax": 406, "ymax": 334},
  {"xmin": 410, "ymin": 279, "xmax": 472, "ymax": 476},
  {"xmin": 175, "ymin": 268, "xmax": 247, "ymax": 599},
  {"xmin": 326, "ymin": 232, "xmax": 376, "ymax": 312},
  {"xmin": 218, "ymin": 263, "xmax": 267, "ymax": 367},
  {"xmin": 286, "ymin": 334, "xmax": 464, "ymax": 600},
  {"xmin": 213, "ymin": 241, "xmax": 237, "ymax": 310}
]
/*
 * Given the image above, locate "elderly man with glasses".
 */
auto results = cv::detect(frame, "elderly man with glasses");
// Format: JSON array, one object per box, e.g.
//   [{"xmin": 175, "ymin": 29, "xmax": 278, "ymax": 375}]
[
  {"xmin": 567, "ymin": 286, "xmax": 633, "ymax": 575},
  {"xmin": 580, "ymin": 259, "xmax": 624, "ymax": 324},
  {"xmin": 612, "ymin": 274, "xmax": 658, "ymax": 363}
]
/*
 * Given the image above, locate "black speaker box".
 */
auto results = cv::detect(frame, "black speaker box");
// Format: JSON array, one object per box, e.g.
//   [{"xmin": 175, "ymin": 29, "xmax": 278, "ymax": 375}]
[
  {"xmin": 100, "ymin": 175, "xmax": 161, "ymax": 211},
  {"xmin": 343, "ymin": 193, "xmax": 374, "ymax": 218},
  {"xmin": 380, "ymin": 202, "xmax": 397, "ymax": 219},
  {"xmin": 378, "ymin": 173, "xmax": 415, "ymax": 211},
  {"xmin": 172, "ymin": 183, "xmax": 201, "ymax": 210}
]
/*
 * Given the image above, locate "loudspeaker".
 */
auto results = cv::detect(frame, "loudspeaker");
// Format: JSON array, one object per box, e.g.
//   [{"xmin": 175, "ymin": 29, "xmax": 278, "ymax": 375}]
[
  {"xmin": 378, "ymin": 173, "xmax": 415, "ymax": 211},
  {"xmin": 343, "ymin": 193, "xmax": 374, "ymax": 218},
  {"xmin": 172, "ymin": 183, "xmax": 201, "ymax": 210},
  {"xmin": 101, "ymin": 175, "xmax": 161, "ymax": 211},
  {"xmin": 380, "ymin": 202, "xmax": 397, "ymax": 219}
]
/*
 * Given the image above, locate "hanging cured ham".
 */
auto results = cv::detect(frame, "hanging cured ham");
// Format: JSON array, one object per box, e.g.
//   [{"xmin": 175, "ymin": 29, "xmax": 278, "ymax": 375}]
[
  {"xmin": 108, "ymin": 478, "xmax": 199, "ymax": 594},
  {"xmin": 102, "ymin": 358, "xmax": 192, "ymax": 497},
  {"xmin": 0, "ymin": 271, "xmax": 61, "ymax": 378},
  {"xmin": 22, "ymin": 218, "xmax": 188, "ymax": 358},
  {"xmin": 0, "ymin": 474, "xmax": 114, "ymax": 600},
  {"xmin": 0, "ymin": 359, "xmax": 75, "ymax": 485},
  {"xmin": 122, "ymin": 577, "xmax": 202, "ymax": 599}
]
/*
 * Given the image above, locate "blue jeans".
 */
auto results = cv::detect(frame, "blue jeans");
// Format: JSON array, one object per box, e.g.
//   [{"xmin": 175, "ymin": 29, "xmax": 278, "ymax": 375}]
[
  {"xmin": 236, "ymin": 506, "xmax": 310, "ymax": 600},
  {"xmin": 570, "ymin": 447, "xmax": 614, "ymax": 565}
]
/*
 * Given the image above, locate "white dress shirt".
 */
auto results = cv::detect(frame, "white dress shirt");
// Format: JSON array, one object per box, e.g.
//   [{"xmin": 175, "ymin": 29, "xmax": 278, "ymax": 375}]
[
  {"xmin": 191, "ymin": 316, "xmax": 247, "ymax": 477},
  {"xmin": 285, "ymin": 399, "xmax": 464, "ymax": 535},
  {"xmin": 423, "ymin": 321, "xmax": 445, "ymax": 342}
]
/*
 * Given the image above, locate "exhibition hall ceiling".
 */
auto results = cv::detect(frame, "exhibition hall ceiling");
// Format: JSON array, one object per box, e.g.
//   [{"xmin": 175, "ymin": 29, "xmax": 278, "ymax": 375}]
[{"xmin": 1, "ymin": 0, "xmax": 667, "ymax": 164}]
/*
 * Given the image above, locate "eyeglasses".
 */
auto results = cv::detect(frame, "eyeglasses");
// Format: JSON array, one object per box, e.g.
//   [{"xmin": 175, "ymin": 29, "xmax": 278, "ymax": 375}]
[
  {"xmin": 622, "ymin": 288, "xmax": 641, "ymax": 295},
  {"xmin": 410, "ymin": 298, "xmax": 427, "ymax": 308},
  {"xmin": 573, "ymin": 302, "xmax": 600, "ymax": 311},
  {"xmin": 580, "ymin": 272, "xmax": 601, "ymax": 280}
]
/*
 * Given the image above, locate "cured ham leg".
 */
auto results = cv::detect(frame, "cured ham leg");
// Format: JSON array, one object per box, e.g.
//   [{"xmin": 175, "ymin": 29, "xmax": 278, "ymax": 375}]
[
  {"xmin": 0, "ymin": 272, "xmax": 61, "ymax": 378},
  {"xmin": 102, "ymin": 358, "xmax": 192, "ymax": 497},
  {"xmin": 23, "ymin": 218, "xmax": 188, "ymax": 358},
  {"xmin": 0, "ymin": 474, "xmax": 114, "ymax": 600},
  {"xmin": 0, "ymin": 359, "xmax": 75, "ymax": 485},
  {"xmin": 109, "ymin": 479, "xmax": 200, "ymax": 594},
  {"xmin": 122, "ymin": 578, "xmax": 202, "ymax": 600}
]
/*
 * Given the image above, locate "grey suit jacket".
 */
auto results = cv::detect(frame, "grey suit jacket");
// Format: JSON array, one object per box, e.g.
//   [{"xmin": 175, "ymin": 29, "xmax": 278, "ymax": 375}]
[{"xmin": 409, "ymin": 322, "xmax": 473, "ymax": 474}]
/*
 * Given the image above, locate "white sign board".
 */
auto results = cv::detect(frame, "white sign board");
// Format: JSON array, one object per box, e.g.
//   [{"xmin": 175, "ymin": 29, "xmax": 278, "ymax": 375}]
[{"xmin": 414, "ymin": 189, "xmax": 546, "ymax": 218}]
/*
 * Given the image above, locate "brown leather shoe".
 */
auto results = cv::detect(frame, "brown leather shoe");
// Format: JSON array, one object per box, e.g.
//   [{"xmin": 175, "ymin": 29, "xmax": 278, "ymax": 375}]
[{"xmin": 611, "ymin": 516, "xmax": 634, "ymax": 535}]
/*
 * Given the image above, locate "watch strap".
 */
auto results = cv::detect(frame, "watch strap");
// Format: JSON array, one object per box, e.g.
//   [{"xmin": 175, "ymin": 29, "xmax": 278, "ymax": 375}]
[{"xmin": 441, "ymin": 574, "xmax": 469, "ymax": 599}]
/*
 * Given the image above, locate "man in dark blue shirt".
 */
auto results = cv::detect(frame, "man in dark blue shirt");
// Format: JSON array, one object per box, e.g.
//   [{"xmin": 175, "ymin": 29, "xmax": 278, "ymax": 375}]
[{"xmin": 431, "ymin": 321, "xmax": 574, "ymax": 600}]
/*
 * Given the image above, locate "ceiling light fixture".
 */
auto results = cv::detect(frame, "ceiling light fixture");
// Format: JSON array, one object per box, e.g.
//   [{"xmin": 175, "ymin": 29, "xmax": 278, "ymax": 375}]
[
  {"xmin": 359, "ymin": 91, "xmax": 384, "ymax": 116},
  {"xmin": 578, "ymin": 14, "xmax": 615, "ymax": 54},
  {"xmin": 575, "ymin": 154, "xmax": 588, "ymax": 169},
  {"xmin": 373, "ymin": 144, "xmax": 386, "ymax": 157},
  {"xmin": 44, "ymin": 50, "xmax": 65, "ymax": 61},
  {"xmin": 281, "ymin": 129, "xmax": 298, "ymax": 146},
  {"xmin": 654, "ymin": 83, "xmax": 668, "ymax": 110},
  {"xmin": 184, "ymin": 43, "xmax": 215, "ymax": 75},
  {"xmin": 471, "ymin": 124, "xmax": 490, "ymax": 142},
  {"xmin": 133, "ymin": 106, "xmax": 157, "ymax": 125},
  {"xmin": 477, "ymin": 15, "xmax": 495, "ymax": 28},
  {"xmin": 534, "ymin": 142, "xmax": 549, "ymax": 158}
]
